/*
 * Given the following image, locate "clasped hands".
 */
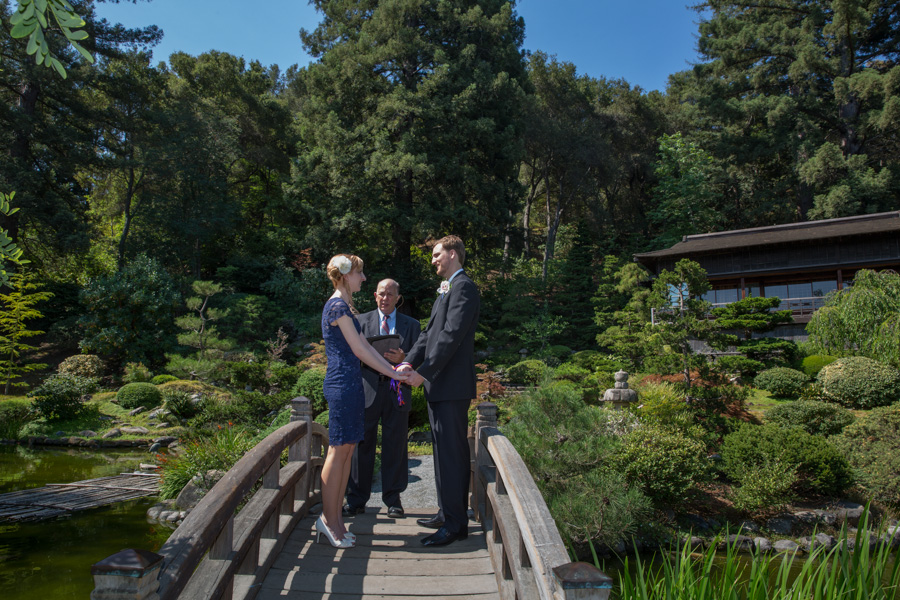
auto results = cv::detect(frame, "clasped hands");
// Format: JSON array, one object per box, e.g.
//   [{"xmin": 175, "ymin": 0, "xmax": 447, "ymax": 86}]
[{"xmin": 395, "ymin": 363, "xmax": 425, "ymax": 387}]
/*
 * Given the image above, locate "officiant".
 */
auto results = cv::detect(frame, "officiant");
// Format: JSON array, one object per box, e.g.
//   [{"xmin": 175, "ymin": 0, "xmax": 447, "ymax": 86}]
[{"xmin": 344, "ymin": 278, "xmax": 421, "ymax": 519}]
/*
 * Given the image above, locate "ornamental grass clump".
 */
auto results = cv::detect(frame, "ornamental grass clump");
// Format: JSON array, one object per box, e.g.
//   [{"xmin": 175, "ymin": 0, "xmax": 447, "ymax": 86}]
[
  {"xmin": 158, "ymin": 424, "xmax": 255, "ymax": 499},
  {"xmin": 614, "ymin": 508, "xmax": 900, "ymax": 600}
]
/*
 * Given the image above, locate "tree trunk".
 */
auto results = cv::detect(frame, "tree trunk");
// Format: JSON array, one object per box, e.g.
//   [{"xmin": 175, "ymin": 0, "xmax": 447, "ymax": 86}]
[
  {"xmin": 3, "ymin": 81, "xmax": 41, "ymax": 245},
  {"xmin": 542, "ymin": 175, "xmax": 563, "ymax": 282}
]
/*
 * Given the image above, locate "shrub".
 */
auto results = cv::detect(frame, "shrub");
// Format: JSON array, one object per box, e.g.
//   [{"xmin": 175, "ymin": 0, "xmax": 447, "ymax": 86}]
[
  {"xmin": 569, "ymin": 350, "xmax": 604, "ymax": 371},
  {"xmin": 314, "ymin": 410, "xmax": 329, "ymax": 427},
  {"xmin": 754, "ymin": 367, "xmax": 809, "ymax": 398},
  {"xmin": 634, "ymin": 382, "xmax": 688, "ymax": 423},
  {"xmin": 158, "ymin": 425, "xmax": 255, "ymax": 499},
  {"xmin": 503, "ymin": 385, "xmax": 651, "ymax": 546},
  {"xmin": 816, "ymin": 357, "xmax": 900, "ymax": 409},
  {"xmin": 721, "ymin": 423, "xmax": 852, "ymax": 496},
  {"xmin": 801, "ymin": 354, "xmax": 837, "ymax": 378},
  {"xmin": 0, "ymin": 398, "xmax": 33, "ymax": 439},
  {"xmin": 291, "ymin": 367, "xmax": 327, "ymax": 417},
  {"xmin": 57, "ymin": 354, "xmax": 104, "ymax": 379},
  {"xmin": 552, "ymin": 362, "xmax": 591, "ymax": 384},
  {"xmin": 122, "ymin": 362, "xmax": 153, "ymax": 383},
  {"xmin": 765, "ymin": 400, "xmax": 855, "ymax": 437},
  {"xmin": 116, "ymin": 382, "xmax": 163, "ymax": 410},
  {"xmin": 617, "ymin": 423, "xmax": 712, "ymax": 505},
  {"xmin": 506, "ymin": 359, "xmax": 550, "ymax": 385},
  {"xmin": 163, "ymin": 389, "xmax": 203, "ymax": 420},
  {"xmin": 835, "ymin": 404, "xmax": 900, "ymax": 507},
  {"xmin": 226, "ymin": 360, "xmax": 268, "ymax": 390},
  {"xmin": 266, "ymin": 363, "xmax": 304, "ymax": 395},
  {"xmin": 28, "ymin": 374, "xmax": 98, "ymax": 421},
  {"xmin": 596, "ymin": 370, "xmax": 616, "ymax": 392},
  {"xmin": 409, "ymin": 386, "xmax": 429, "ymax": 429},
  {"xmin": 151, "ymin": 374, "xmax": 178, "ymax": 385},
  {"xmin": 730, "ymin": 459, "xmax": 797, "ymax": 513}
]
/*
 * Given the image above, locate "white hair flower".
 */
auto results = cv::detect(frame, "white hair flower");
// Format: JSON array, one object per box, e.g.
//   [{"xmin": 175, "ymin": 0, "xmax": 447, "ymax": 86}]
[{"xmin": 334, "ymin": 255, "xmax": 352, "ymax": 275}]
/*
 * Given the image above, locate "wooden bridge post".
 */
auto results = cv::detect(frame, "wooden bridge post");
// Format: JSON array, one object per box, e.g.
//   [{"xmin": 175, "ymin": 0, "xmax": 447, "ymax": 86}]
[
  {"xmin": 472, "ymin": 402, "xmax": 498, "ymax": 521},
  {"xmin": 552, "ymin": 562, "xmax": 614, "ymax": 600},
  {"xmin": 90, "ymin": 549, "xmax": 163, "ymax": 600},
  {"xmin": 290, "ymin": 397, "xmax": 313, "ymax": 499}
]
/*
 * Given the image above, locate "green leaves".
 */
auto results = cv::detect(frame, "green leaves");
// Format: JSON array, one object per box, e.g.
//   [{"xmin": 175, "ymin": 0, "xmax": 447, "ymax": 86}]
[
  {"xmin": 8, "ymin": 0, "xmax": 95, "ymax": 79},
  {"xmin": 0, "ymin": 192, "xmax": 28, "ymax": 289}
]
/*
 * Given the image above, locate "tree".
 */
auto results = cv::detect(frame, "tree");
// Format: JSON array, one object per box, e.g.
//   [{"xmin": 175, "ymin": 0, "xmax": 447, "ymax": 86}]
[
  {"xmin": 78, "ymin": 254, "xmax": 181, "ymax": 368},
  {"xmin": 710, "ymin": 296, "xmax": 795, "ymax": 376},
  {"xmin": 596, "ymin": 260, "xmax": 653, "ymax": 367},
  {"xmin": 176, "ymin": 280, "xmax": 231, "ymax": 360},
  {"xmin": 807, "ymin": 269, "xmax": 900, "ymax": 367},
  {"xmin": 673, "ymin": 0, "xmax": 900, "ymax": 222},
  {"xmin": 0, "ymin": 191, "xmax": 27, "ymax": 287},
  {"xmin": 0, "ymin": 269, "xmax": 51, "ymax": 393},
  {"xmin": 647, "ymin": 259, "xmax": 714, "ymax": 387},
  {"xmin": 289, "ymin": 0, "xmax": 529, "ymax": 301}
]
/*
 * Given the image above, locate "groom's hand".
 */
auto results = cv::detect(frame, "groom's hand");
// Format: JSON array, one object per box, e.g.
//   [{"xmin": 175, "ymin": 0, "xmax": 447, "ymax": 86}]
[{"xmin": 406, "ymin": 371, "xmax": 425, "ymax": 387}]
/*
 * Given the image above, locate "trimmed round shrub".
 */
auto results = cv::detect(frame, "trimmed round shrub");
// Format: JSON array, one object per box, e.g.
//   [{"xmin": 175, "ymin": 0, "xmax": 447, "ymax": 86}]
[
  {"xmin": 151, "ymin": 374, "xmax": 178, "ymax": 385},
  {"xmin": 765, "ymin": 400, "xmax": 855, "ymax": 436},
  {"xmin": 721, "ymin": 423, "xmax": 852, "ymax": 496},
  {"xmin": 754, "ymin": 367, "xmax": 809, "ymax": 398},
  {"xmin": 57, "ymin": 354, "xmax": 104, "ymax": 379},
  {"xmin": 617, "ymin": 423, "xmax": 711, "ymax": 505},
  {"xmin": 816, "ymin": 357, "xmax": 900, "ymax": 409},
  {"xmin": 314, "ymin": 410, "xmax": 329, "ymax": 427},
  {"xmin": 553, "ymin": 362, "xmax": 591, "ymax": 384},
  {"xmin": 835, "ymin": 404, "xmax": 900, "ymax": 507},
  {"xmin": 28, "ymin": 374, "xmax": 98, "ymax": 421},
  {"xmin": 506, "ymin": 360, "xmax": 550, "ymax": 385},
  {"xmin": 116, "ymin": 382, "xmax": 163, "ymax": 410},
  {"xmin": 569, "ymin": 350, "xmax": 604, "ymax": 371},
  {"xmin": 730, "ymin": 459, "xmax": 797, "ymax": 513},
  {"xmin": 0, "ymin": 398, "xmax": 34, "ymax": 439},
  {"xmin": 291, "ymin": 367, "xmax": 327, "ymax": 416},
  {"xmin": 801, "ymin": 354, "xmax": 837, "ymax": 378}
]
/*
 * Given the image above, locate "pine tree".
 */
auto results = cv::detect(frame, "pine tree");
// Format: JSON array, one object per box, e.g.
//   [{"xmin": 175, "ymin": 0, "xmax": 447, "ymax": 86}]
[{"xmin": 0, "ymin": 270, "xmax": 52, "ymax": 394}]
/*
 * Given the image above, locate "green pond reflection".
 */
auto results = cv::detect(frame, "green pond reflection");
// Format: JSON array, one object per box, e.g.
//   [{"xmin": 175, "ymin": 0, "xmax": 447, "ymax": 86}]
[{"xmin": 0, "ymin": 444, "xmax": 171, "ymax": 600}]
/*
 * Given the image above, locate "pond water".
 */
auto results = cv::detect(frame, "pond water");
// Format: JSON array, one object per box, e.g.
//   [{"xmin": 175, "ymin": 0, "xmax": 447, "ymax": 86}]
[{"xmin": 0, "ymin": 444, "xmax": 172, "ymax": 600}]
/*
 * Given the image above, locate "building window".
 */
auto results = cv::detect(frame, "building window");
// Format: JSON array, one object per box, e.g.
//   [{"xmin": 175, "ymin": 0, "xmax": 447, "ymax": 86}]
[{"xmin": 812, "ymin": 280, "xmax": 837, "ymax": 297}]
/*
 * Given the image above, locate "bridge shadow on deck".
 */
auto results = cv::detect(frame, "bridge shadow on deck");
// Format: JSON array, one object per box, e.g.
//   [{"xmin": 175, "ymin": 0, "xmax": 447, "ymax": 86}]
[{"xmin": 257, "ymin": 508, "xmax": 499, "ymax": 600}]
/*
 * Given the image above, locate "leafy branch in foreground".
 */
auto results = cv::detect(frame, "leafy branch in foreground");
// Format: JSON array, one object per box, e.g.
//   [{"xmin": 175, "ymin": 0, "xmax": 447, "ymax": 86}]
[{"xmin": 8, "ymin": 0, "xmax": 94, "ymax": 78}]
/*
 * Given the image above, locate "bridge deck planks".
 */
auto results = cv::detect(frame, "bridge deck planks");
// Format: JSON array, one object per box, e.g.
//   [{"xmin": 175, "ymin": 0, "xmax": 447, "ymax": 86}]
[
  {"xmin": 257, "ymin": 509, "xmax": 499, "ymax": 600},
  {"xmin": 0, "ymin": 474, "xmax": 159, "ymax": 522}
]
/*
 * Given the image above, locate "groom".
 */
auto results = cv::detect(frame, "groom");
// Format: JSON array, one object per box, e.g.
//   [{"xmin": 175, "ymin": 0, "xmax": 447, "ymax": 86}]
[{"xmin": 400, "ymin": 235, "xmax": 480, "ymax": 547}]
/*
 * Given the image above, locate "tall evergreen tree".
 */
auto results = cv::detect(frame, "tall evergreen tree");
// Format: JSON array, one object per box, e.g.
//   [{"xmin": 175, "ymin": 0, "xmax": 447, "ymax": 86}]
[
  {"xmin": 673, "ymin": 0, "xmax": 900, "ymax": 222},
  {"xmin": 289, "ymin": 0, "xmax": 529, "ymax": 306}
]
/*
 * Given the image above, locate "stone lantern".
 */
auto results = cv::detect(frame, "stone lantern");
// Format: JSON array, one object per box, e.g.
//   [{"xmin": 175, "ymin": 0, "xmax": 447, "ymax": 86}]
[{"xmin": 601, "ymin": 370, "xmax": 638, "ymax": 410}]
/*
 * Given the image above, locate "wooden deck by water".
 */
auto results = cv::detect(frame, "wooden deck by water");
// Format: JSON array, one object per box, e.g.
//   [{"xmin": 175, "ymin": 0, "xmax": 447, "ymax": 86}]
[
  {"xmin": 255, "ymin": 508, "xmax": 498, "ymax": 600},
  {"xmin": 0, "ymin": 473, "xmax": 159, "ymax": 522}
]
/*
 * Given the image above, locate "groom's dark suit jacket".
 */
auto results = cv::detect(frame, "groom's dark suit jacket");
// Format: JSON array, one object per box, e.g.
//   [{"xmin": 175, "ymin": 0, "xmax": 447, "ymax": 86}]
[{"xmin": 405, "ymin": 271, "xmax": 480, "ymax": 402}]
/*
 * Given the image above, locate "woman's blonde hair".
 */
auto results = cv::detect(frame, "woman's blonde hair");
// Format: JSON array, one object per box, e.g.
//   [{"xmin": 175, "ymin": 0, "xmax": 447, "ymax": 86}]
[{"xmin": 326, "ymin": 254, "xmax": 364, "ymax": 313}]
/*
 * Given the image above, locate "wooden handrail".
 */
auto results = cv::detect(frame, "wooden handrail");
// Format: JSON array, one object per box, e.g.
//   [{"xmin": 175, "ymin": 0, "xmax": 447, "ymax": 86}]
[
  {"xmin": 471, "ymin": 402, "xmax": 612, "ymax": 600},
  {"xmin": 90, "ymin": 397, "xmax": 327, "ymax": 600}
]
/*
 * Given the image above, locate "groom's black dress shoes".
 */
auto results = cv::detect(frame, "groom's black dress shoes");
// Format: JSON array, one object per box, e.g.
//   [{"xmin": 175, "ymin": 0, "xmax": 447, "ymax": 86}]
[
  {"xmin": 416, "ymin": 515, "xmax": 444, "ymax": 529},
  {"xmin": 342, "ymin": 504, "xmax": 365, "ymax": 516},
  {"xmin": 421, "ymin": 526, "xmax": 467, "ymax": 547}
]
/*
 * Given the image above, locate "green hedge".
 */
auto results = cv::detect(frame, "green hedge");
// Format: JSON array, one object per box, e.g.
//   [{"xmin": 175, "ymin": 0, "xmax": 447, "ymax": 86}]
[
  {"xmin": 721, "ymin": 423, "xmax": 852, "ymax": 496},
  {"xmin": 816, "ymin": 357, "xmax": 900, "ymax": 409},
  {"xmin": 754, "ymin": 367, "xmax": 808, "ymax": 398},
  {"xmin": 28, "ymin": 374, "xmax": 98, "ymax": 421},
  {"xmin": 291, "ymin": 367, "xmax": 327, "ymax": 416},
  {"xmin": 506, "ymin": 360, "xmax": 550, "ymax": 385},
  {"xmin": 765, "ymin": 400, "xmax": 855, "ymax": 437},
  {"xmin": 835, "ymin": 404, "xmax": 900, "ymax": 507},
  {"xmin": 116, "ymin": 382, "xmax": 163, "ymax": 410},
  {"xmin": 801, "ymin": 354, "xmax": 837, "ymax": 378}
]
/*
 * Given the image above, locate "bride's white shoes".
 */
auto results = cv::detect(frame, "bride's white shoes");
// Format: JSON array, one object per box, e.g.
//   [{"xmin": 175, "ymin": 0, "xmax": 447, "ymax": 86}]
[{"xmin": 315, "ymin": 516, "xmax": 354, "ymax": 548}]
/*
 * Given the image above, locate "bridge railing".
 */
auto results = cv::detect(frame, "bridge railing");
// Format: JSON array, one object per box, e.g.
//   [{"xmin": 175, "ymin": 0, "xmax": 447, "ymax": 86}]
[
  {"xmin": 471, "ymin": 401, "xmax": 613, "ymax": 600},
  {"xmin": 90, "ymin": 397, "xmax": 326, "ymax": 600}
]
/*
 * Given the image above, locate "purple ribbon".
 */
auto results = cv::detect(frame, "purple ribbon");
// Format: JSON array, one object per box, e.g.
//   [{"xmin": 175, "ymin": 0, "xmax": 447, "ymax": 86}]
[{"xmin": 389, "ymin": 378, "xmax": 405, "ymax": 407}]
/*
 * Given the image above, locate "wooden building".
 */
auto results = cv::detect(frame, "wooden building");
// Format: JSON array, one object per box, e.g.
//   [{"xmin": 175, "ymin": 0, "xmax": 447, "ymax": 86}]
[{"xmin": 633, "ymin": 211, "xmax": 900, "ymax": 339}]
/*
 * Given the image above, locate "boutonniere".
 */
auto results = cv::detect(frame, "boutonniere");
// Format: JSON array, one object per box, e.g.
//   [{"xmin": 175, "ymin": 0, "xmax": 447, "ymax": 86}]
[{"xmin": 437, "ymin": 281, "xmax": 451, "ymax": 295}]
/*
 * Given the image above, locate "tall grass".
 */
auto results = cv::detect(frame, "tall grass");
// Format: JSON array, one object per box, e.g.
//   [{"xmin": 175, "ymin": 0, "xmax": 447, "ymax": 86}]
[
  {"xmin": 158, "ymin": 424, "xmax": 255, "ymax": 500},
  {"xmin": 607, "ymin": 510, "xmax": 899, "ymax": 599}
]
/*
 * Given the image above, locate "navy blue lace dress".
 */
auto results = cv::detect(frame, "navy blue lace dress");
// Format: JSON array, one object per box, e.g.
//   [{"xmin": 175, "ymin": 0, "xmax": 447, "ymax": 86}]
[{"xmin": 321, "ymin": 297, "xmax": 365, "ymax": 446}]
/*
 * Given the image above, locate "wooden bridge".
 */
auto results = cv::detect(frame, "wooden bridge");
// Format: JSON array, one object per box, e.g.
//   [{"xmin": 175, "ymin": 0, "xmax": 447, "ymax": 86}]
[
  {"xmin": 91, "ymin": 398, "xmax": 612, "ymax": 600},
  {"xmin": 0, "ymin": 473, "xmax": 159, "ymax": 522}
]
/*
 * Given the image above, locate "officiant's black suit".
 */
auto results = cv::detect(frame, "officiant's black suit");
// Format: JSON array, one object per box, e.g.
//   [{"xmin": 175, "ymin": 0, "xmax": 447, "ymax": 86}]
[
  {"xmin": 405, "ymin": 271, "xmax": 480, "ymax": 535},
  {"xmin": 346, "ymin": 309, "xmax": 421, "ymax": 510}
]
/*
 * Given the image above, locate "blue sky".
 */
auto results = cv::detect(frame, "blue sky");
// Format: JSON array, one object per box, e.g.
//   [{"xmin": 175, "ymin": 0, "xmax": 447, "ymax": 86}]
[{"xmin": 95, "ymin": 0, "xmax": 705, "ymax": 93}]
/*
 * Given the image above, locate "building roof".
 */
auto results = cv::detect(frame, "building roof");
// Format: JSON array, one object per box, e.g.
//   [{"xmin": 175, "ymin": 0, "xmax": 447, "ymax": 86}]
[{"xmin": 634, "ymin": 211, "xmax": 900, "ymax": 259}]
